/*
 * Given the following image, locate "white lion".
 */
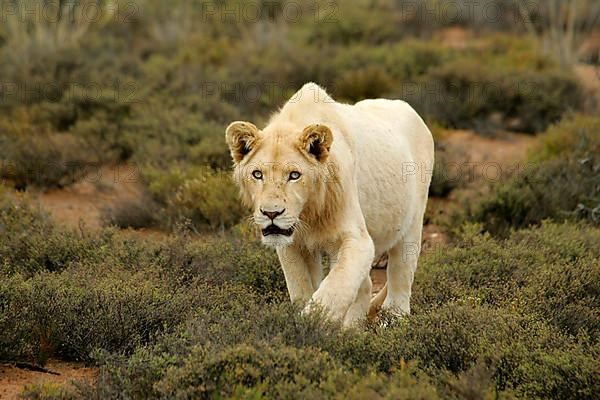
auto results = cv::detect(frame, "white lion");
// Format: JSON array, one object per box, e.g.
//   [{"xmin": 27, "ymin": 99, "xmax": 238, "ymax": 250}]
[{"xmin": 225, "ymin": 83, "xmax": 434, "ymax": 326}]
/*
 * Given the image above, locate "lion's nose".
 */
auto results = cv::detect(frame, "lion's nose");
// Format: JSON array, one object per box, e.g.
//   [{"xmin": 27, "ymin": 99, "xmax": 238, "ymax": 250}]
[{"xmin": 261, "ymin": 209, "xmax": 285, "ymax": 220}]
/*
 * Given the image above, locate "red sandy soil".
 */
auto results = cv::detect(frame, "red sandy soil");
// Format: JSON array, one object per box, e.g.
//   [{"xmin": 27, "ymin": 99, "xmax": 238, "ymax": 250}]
[
  {"xmin": 0, "ymin": 361, "xmax": 96, "ymax": 400},
  {"xmin": 575, "ymin": 63, "xmax": 600, "ymax": 106},
  {"xmin": 434, "ymin": 26, "xmax": 472, "ymax": 49},
  {"xmin": 33, "ymin": 163, "xmax": 144, "ymax": 231},
  {"xmin": 29, "ymin": 163, "xmax": 166, "ymax": 241}
]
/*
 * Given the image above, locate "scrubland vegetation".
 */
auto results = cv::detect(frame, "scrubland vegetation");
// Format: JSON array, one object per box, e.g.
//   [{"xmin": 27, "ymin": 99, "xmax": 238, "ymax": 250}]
[
  {"xmin": 0, "ymin": 0, "xmax": 599, "ymax": 398},
  {"xmin": 2, "ymin": 179, "xmax": 599, "ymax": 399}
]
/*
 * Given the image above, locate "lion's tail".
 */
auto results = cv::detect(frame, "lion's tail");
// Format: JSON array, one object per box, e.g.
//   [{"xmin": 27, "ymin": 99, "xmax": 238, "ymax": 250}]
[{"xmin": 368, "ymin": 282, "xmax": 387, "ymax": 320}]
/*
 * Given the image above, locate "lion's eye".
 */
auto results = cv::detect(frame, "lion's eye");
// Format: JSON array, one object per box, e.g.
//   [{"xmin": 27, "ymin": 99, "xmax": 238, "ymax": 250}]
[
  {"xmin": 289, "ymin": 171, "xmax": 301, "ymax": 181},
  {"xmin": 252, "ymin": 170, "xmax": 263, "ymax": 180}
]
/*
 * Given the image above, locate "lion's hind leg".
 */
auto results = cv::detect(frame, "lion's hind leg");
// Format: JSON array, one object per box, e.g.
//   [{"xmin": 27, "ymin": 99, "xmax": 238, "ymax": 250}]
[{"xmin": 382, "ymin": 219, "xmax": 423, "ymax": 316}]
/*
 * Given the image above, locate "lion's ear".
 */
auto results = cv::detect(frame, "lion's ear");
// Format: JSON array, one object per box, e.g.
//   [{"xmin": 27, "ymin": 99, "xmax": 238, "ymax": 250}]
[
  {"xmin": 299, "ymin": 124, "xmax": 333, "ymax": 162},
  {"xmin": 225, "ymin": 121, "xmax": 261, "ymax": 164}
]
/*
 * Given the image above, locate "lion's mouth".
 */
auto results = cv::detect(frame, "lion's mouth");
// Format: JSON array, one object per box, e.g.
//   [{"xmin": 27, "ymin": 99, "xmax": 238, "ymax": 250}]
[{"xmin": 261, "ymin": 224, "xmax": 294, "ymax": 237}]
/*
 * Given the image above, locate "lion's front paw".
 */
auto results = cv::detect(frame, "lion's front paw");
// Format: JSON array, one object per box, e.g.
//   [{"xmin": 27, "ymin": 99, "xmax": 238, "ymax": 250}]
[{"xmin": 304, "ymin": 287, "xmax": 351, "ymax": 321}]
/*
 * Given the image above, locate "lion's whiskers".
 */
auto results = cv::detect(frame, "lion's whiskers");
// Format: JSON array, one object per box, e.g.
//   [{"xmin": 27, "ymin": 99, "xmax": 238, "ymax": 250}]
[{"xmin": 294, "ymin": 218, "xmax": 310, "ymax": 238}]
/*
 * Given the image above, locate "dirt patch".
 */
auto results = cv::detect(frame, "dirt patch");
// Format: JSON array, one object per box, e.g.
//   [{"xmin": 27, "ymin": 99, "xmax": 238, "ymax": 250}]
[
  {"xmin": 436, "ymin": 129, "xmax": 536, "ymax": 219},
  {"xmin": 26, "ymin": 164, "xmax": 169, "ymax": 241},
  {"xmin": 31, "ymin": 164, "xmax": 146, "ymax": 230},
  {"xmin": 575, "ymin": 63, "xmax": 600, "ymax": 108},
  {"xmin": 0, "ymin": 361, "xmax": 96, "ymax": 400},
  {"xmin": 442, "ymin": 129, "xmax": 536, "ymax": 167},
  {"xmin": 434, "ymin": 26, "xmax": 472, "ymax": 49}
]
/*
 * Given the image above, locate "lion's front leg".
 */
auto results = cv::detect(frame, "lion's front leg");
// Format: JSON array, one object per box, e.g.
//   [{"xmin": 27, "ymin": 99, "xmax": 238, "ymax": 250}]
[
  {"xmin": 343, "ymin": 276, "xmax": 373, "ymax": 326},
  {"xmin": 306, "ymin": 235, "xmax": 374, "ymax": 322},
  {"xmin": 276, "ymin": 245, "xmax": 317, "ymax": 303}
]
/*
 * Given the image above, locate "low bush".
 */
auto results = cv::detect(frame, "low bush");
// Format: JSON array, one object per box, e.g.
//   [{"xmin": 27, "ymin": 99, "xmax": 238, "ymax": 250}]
[
  {"xmin": 415, "ymin": 222, "xmax": 600, "ymax": 340},
  {"xmin": 0, "ymin": 197, "xmax": 110, "ymax": 275},
  {"xmin": 0, "ymin": 193, "xmax": 285, "ymax": 363},
  {"xmin": 0, "ymin": 264, "xmax": 197, "ymax": 363},
  {"xmin": 333, "ymin": 65, "xmax": 393, "ymax": 102},
  {"xmin": 0, "ymin": 214, "xmax": 585, "ymax": 399},
  {"xmin": 530, "ymin": 114, "xmax": 600, "ymax": 162},
  {"xmin": 20, "ymin": 381, "xmax": 77, "ymax": 400},
  {"xmin": 419, "ymin": 60, "xmax": 583, "ymax": 134},
  {"xmin": 101, "ymin": 195, "xmax": 160, "ymax": 230},
  {"xmin": 468, "ymin": 156, "xmax": 599, "ymax": 236},
  {"xmin": 0, "ymin": 110, "xmax": 101, "ymax": 189},
  {"xmin": 169, "ymin": 170, "xmax": 245, "ymax": 231},
  {"xmin": 87, "ymin": 293, "xmax": 598, "ymax": 399},
  {"xmin": 306, "ymin": 0, "xmax": 520, "ymax": 45},
  {"xmin": 326, "ymin": 41, "xmax": 451, "ymax": 101},
  {"xmin": 429, "ymin": 145, "xmax": 463, "ymax": 197},
  {"xmin": 142, "ymin": 165, "xmax": 246, "ymax": 232}
]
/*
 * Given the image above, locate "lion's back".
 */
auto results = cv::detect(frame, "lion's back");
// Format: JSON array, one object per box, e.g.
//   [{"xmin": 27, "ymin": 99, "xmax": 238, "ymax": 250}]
[
  {"xmin": 352, "ymin": 99, "xmax": 434, "ymax": 165},
  {"xmin": 336, "ymin": 98, "xmax": 434, "ymax": 253}
]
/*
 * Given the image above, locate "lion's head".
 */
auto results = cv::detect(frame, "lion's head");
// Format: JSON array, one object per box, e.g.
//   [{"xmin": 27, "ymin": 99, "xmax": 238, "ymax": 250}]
[{"xmin": 225, "ymin": 120, "xmax": 338, "ymax": 247}]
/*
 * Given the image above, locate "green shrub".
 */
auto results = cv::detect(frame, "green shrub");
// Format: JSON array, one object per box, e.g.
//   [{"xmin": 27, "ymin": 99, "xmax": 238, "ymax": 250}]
[
  {"xmin": 188, "ymin": 127, "xmax": 233, "ymax": 170},
  {"xmin": 0, "ymin": 193, "xmax": 284, "ymax": 362},
  {"xmin": 157, "ymin": 343, "xmax": 342, "ymax": 399},
  {"xmin": 530, "ymin": 114, "xmax": 600, "ymax": 162},
  {"xmin": 89, "ymin": 341, "xmax": 440, "ymax": 400},
  {"xmin": 84, "ymin": 222, "xmax": 598, "ymax": 398},
  {"xmin": 0, "ymin": 198, "xmax": 107, "ymax": 275},
  {"xmin": 88, "ymin": 290, "xmax": 598, "ymax": 399},
  {"xmin": 326, "ymin": 41, "xmax": 451, "ymax": 101},
  {"xmin": 101, "ymin": 195, "xmax": 160, "ymax": 230},
  {"xmin": 429, "ymin": 146, "xmax": 463, "ymax": 197},
  {"xmin": 0, "ymin": 91, "xmax": 133, "ymax": 189},
  {"xmin": 420, "ymin": 60, "xmax": 583, "ymax": 134},
  {"xmin": 305, "ymin": 0, "xmax": 519, "ymax": 45},
  {"xmin": 333, "ymin": 65, "xmax": 393, "ymax": 102},
  {"xmin": 469, "ymin": 157, "xmax": 599, "ymax": 236},
  {"xmin": 0, "ymin": 268, "xmax": 198, "ymax": 363},
  {"xmin": 20, "ymin": 381, "xmax": 77, "ymax": 400},
  {"xmin": 124, "ymin": 102, "xmax": 233, "ymax": 170},
  {"xmin": 0, "ymin": 110, "xmax": 100, "ymax": 189},
  {"xmin": 505, "ymin": 70, "xmax": 584, "ymax": 133},
  {"xmin": 306, "ymin": 0, "xmax": 406, "ymax": 45},
  {"xmin": 414, "ymin": 221, "xmax": 600, "ymax": 339},
  {"xmin": 0, "ymin": 194, "xmax": 165, "ymax": 276},
  {"xmin": 142, "ymin": 165, "xmax": 246, "ymax": 232},
  {"xmin": 169, "ymin": 170, "xmax": 245, "ymax": 231}
]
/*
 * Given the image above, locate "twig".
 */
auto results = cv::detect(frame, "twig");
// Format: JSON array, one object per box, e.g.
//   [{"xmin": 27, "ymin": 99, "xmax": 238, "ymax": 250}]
[{"xmin": 14, "ymin": 362, "xmax": 61, "ymax": 376}]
